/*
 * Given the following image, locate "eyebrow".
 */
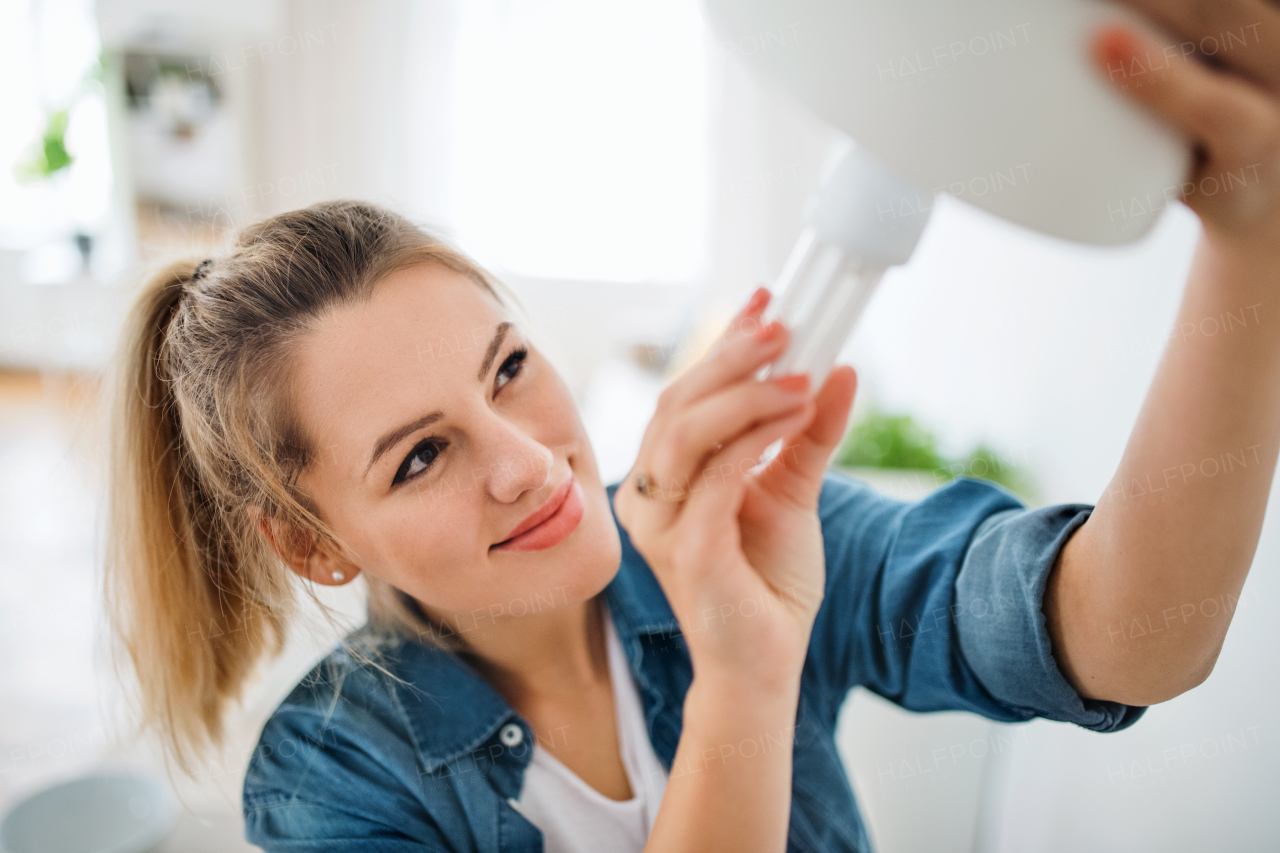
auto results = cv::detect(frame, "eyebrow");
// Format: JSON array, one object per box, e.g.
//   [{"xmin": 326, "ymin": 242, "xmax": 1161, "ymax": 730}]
[{"xmin": 364, "ymin": 322, "xmax": 513, "ymax": 480}]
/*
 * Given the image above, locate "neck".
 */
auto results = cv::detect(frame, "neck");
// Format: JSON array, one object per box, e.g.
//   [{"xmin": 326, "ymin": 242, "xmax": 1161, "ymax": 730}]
[{"xmin": 421, "ymin": 593, "xmax": 610, "ymax": 706}]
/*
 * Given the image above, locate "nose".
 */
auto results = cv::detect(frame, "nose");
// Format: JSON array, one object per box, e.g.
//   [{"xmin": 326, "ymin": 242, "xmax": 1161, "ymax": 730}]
[{"xmin": 475, "ymin": 413, "xmax": 554, "ymax": 504}]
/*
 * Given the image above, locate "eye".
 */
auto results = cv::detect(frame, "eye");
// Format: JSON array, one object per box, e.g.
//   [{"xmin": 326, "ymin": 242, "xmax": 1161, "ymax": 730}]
[
  {"xmin": 495, "ymin": 346, "xmax": 528, "ymax": 393},
  {"xmin": 390, "ymin": 346, "xmax": 526, "ymax": 489},
  {"xmin": 393, "ymin": 437, "xmax": 445, "ymax": 486}
]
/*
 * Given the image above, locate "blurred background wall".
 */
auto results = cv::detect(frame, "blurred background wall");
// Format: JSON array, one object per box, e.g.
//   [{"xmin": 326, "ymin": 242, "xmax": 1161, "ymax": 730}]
[{"xmin": 0, "ymin": 0, "xmax": 1276, "ymax": 850}]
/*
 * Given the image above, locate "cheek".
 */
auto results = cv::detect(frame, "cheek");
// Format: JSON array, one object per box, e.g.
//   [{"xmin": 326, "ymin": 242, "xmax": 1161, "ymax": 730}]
[
  {"xmin": 352, "ymin": 492, "xmax": 484, "ymax": 601},
  {"xmin": 535, "ymin": 363, "xmax": 589, "ymax": 447},
  {"xmin": 549, "ymin": 379, "xmax": 608, "ymax": 492}
]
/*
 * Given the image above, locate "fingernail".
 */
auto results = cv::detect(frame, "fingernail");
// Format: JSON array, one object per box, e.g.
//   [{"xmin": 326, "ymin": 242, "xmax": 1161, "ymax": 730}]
[
  {"xmin": 1097, "ymin": 26, "xmax": 1138, "ymax": 63},
  {"xmin": 745, "ymin": 286, "xmax": 769, "ymax": 313},
  {"xmin": 773, "ymin": 373, "xmax": 810, "ymax": 393},
  {"xmin": 754, "ymin": 319, "xmax": 783, "ymax": 342}
]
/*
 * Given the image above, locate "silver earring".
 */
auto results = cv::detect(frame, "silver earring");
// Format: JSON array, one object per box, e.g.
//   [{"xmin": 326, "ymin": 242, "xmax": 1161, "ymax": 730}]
[{"xmin": 331, "ymin": 570, "xmax": 345, "ymax": 583}]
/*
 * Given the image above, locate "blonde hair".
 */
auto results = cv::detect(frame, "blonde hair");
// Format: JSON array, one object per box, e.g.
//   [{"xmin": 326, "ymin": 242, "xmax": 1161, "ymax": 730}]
[{"xmin": 103, "ymin": 200, "xmax": 515, "ymax": 775}]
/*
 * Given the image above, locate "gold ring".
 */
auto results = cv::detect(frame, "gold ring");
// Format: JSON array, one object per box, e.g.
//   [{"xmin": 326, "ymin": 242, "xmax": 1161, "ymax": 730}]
[{"xmin": 635, "ymin": 471, "xmax": 689, "ymax": 502}]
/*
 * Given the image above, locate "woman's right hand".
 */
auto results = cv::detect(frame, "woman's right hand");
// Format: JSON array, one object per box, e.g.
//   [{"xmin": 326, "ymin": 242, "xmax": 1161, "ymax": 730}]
[
  {"xmin": 613, "ymin": 287, "xmax": 856, "ymax": 694},
  {"xmin": 1089, "ymin": 4, "xmax": 1280, "ymax": 250}
]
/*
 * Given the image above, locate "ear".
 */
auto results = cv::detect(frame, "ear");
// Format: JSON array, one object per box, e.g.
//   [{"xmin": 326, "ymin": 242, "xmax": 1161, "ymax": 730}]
[{"xmin": 247, "ymin": 506, "xmax": 361, "ymax": 586}]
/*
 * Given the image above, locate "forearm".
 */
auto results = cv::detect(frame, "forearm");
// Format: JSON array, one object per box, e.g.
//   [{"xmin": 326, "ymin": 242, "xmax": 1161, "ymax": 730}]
[
  {"xmin": 1048, "ymin": 231, "xmax": 1280, "ymax": 705},
  {"xmin": 645, "ymin": 672, "xmax": 802, "ymax": 853}
]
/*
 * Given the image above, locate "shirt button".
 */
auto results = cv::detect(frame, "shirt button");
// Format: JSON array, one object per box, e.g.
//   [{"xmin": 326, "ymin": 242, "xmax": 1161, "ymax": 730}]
[{"xmin": 499, "ymin": 723, "xmax": 524, "ymax": 747}]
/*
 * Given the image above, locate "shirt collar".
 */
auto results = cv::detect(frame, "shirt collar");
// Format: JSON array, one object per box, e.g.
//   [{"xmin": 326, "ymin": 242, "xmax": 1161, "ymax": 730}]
[{"xmin": 369, "ymin": 481, "xmax": 678, "ymax": 775}]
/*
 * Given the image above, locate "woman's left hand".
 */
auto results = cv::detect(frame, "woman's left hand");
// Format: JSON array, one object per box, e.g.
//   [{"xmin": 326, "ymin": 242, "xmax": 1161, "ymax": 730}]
[
  {"xmin": 706, "ymin": 301, "xmax": 859, "ymax": 631},
  {"xmin": 1091, "ymin": 3, "xmax": 1280, "ymax": 250}
]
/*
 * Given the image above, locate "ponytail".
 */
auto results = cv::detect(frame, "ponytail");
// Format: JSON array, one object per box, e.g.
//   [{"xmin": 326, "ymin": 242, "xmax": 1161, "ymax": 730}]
[{"xmin": 103, "ymin": 259, "xmax": 287, "ymax": 776}]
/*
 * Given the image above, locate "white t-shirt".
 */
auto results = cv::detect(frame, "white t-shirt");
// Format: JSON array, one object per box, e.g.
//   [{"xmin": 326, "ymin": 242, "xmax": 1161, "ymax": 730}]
[{"xmin": 510, "ymin": 606, "xmax": 669, "ymax": 853}]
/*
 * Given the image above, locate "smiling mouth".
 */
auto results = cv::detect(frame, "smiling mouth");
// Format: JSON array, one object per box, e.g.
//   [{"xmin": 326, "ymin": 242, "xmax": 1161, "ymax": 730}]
[{"xmin": 491, "ymin": 475, "xmax": 584, "ymax": 553}]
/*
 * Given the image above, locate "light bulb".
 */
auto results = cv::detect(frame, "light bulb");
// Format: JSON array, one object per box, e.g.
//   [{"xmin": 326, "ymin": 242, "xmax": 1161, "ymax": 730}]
[{"xmin": 759, "ymin": 144, "xmax": 931, "ymax": 389}]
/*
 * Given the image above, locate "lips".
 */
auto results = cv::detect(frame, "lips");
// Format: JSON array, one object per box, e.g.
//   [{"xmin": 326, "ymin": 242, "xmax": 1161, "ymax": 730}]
[{"xmin": 491, "ymin": 475, "xmax": 584, "ymax": 552}]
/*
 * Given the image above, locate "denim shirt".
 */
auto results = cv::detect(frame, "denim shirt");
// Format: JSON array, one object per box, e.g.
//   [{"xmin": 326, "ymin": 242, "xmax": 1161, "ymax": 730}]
[{"xmin": 242, "ymin": 471, "xmax": 1146, "ymax": 852}]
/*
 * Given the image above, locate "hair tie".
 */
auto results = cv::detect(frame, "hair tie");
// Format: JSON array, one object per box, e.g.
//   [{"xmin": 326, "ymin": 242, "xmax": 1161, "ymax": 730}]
[{"xmin": 191, "ymin": 259, "xmax": 214, "ymax": 282}]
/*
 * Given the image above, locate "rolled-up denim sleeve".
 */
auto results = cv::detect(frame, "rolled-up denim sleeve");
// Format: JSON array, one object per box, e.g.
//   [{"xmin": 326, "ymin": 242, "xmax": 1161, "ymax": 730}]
[
  {"xmin": 807, "ymin": 470, "xmax": 1145, "ymax": 733},
  {"xmin": 953, "ymin": 502, "xmax": 1146, "ymax": 732}
]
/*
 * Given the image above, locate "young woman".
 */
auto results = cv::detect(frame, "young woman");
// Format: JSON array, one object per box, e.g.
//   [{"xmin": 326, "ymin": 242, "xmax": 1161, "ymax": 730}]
[{"xmin": 104, "ymin": 8, "xmax": 1280, "ymax": 853}]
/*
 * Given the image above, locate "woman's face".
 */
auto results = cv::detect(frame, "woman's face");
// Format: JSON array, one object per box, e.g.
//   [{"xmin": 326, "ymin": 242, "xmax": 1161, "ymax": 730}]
[{"xmin": 287, "ymin": 262, "xmax": 621, "ymax": 637}]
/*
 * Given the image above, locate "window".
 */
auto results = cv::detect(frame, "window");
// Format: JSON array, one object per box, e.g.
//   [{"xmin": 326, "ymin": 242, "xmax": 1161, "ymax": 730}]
[{"xmin": 0, "ymin": 0, "xmax": 111, "ymax": 251}]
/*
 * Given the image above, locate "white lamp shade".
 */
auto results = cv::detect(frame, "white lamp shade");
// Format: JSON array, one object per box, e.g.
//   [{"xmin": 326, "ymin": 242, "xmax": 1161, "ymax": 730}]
[{"xmin": 702, "ymin": 0, "xmax": 1192, "ymax": 246}]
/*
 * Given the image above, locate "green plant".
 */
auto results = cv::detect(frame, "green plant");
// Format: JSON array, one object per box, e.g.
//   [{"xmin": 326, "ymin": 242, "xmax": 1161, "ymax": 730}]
[
  {"xmin": 833, "ymin": 407, "xmax": 1037, "ymax": 502},
  {"xmin": 14, "ymin": 109, "xmax": 74, "ymax": 182},
  {"xmin": 953, "ymin": 442, "xmax": 1036, "ymax": 500},
  {"xmin": 14, "ymin": 55, "xmax": 104, "ymax": 184},
  {"xmin": 834, "ymin": 409, "xmax": 949, "ymax": 471}
]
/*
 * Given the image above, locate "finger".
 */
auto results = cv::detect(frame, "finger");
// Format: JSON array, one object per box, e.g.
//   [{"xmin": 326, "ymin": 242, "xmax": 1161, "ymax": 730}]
[
  {"xmin": 645, "ymin": 373, "xmax": 813, "ymax": 499},
  {"xmin": 653, "ymin": 317, "xmax": 791, "ymax": 416},
  {"xmin": 678, "ymin": 396, "xmax": 818, "ymax": 532},
  {"xmin": 753, "ymin": 365, "xmax": 858, "ymax": 509},
  {"xmin": 1112, "ymin": 0, "xmax": 1280, "ymax": 91},
  {"xmin": 618, "ymin": 299, "xmax": 785, "ymax": 535},
  {"xmin": 612, "ymin": 464, "xmax": 680, "ymax": 555},
  {"xmin": 630, "ymin": 319, "xmax": 787, "ymax": 509},
  {"xmin": 621, "ymin": 372, "xmax": 811, "ymax": 537},
  {"xmin": 1094, "ymin": 25, "xmax": 1280, "ymax": 162},
  {"xmin": 712, "ymin": 285, "xmax": 772, "ymax": 349}
]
